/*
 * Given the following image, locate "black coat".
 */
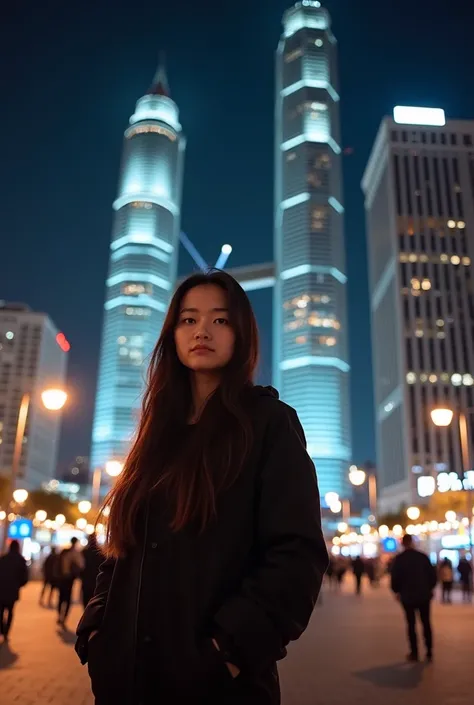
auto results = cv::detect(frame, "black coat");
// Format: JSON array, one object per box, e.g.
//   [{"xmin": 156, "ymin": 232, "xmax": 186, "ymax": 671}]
[
  {"xmin": 76, "ymin": 387, "xmax": 328, "ymax": 705},
  {"xmin": 390, "ymin": 548, "xmax": 437, "ymax": 605},
  {"xmin": 0, "ymin": 551, "xmax": 29, "ymax": 604}
]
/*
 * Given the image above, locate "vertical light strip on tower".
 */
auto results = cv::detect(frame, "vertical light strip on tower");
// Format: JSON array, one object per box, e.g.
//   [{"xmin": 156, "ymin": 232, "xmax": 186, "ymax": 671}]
[
  {"xmin": 91, "ymin": 64, "xmax": 186, "ymax": 472},
  {"xmin": 274, "ymin": 1, "xmax": 351, "ymax": 497}
]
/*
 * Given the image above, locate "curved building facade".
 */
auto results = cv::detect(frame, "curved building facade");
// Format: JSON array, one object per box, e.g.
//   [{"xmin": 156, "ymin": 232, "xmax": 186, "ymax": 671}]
[
  {"xmin": 91, "ymin": 68, "xmax": 185, "ymax": 471},
  {"xmin": 274, "ymin": 2, "xmax": 351, "ymax": 498}
]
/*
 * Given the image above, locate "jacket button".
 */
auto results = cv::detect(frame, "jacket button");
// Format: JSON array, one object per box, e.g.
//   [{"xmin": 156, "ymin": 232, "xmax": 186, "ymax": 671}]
[{"xmin": 151, "ymin": 542, "xmax": 158, "ymax": 549}]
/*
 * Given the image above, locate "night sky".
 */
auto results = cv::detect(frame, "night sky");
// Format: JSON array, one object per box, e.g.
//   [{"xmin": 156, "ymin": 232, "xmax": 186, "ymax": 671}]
[{"xmin": 2, "ymin": 0, "xmax": 474, "ymax": 471}]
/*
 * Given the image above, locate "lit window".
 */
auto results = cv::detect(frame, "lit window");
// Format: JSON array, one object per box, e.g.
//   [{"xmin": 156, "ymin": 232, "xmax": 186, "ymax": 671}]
[
  {"xmin": 462, "ymin": 257, "xmax": 471, "ymax": 265},
  {"xmin": 295, "ymin": 336, "xmax": 307, "ymax": 345},
  {"xmin": 441, "ymin": 373, "xmax": 450, "ymax": 382},
  {"xmin": 447, "ymin": 220, "xmax": 456, "ymax": 229},
  {"xmin": 437, "ymin": 331, "xmax": 446, "ymax": 339},
  {"xmin": 419, "ymin": 254, "xmax": 429, "ymax": 263},
  {"xmin": 284, "ymin": 48, "xmax": 303, "ymax": 63},
  {"xmin": 451, "ymin": 373, "xmax": 463, "ymax": 386},
  {"xmin": 321, "ymin": 295, "xmax": 330, "ymax": 304},
  {"xmin": 119, "ymin": 347, "xmax": 128, "ymax": 356},
  {"xmin": 408, "ymin": 254, "xmax": 417, "ymax": 262},
  {"xmin": 127, "ymin": 124, "xmax": 176, "ymax": 141},
  {"xmin": 429, "ymin": 374, "xmax": 438, "ymax": 383},
  {"xmin": 457, "ymin": 221, "xmax": 466, "ymax": 228},
  {"xmin": 436, "ymin": 319, "xmax": 444, "ymax": 327},
  {"xmin": 122, "ymin": 283, "xmax": 152, "ymax": 296},
  {"xmin": 451, "ymin": 255, "xmax": 461, "ymax": 265},
  {"xmin": 415, "ymin": 329, "xmax": 424, "ymax": 338},
  {"xmin": 411, "ymin": 278, "xmax": 421, "ymax": 290},
  {"xmin": 315, "ymin": 38, "xmax": 323, "ymax": 47},
  {"xmin": 131, "ymin": 201, "xmax": 153, "ymax": 209},
  {"xmin": 311, "ymin": 207, "xmax": 327, "ymax": 231},
  {"xmin": 125, "ymin": 307, "xmax": 151, "ymax": 317},
  {"xmin": 286, "ymin": 152, "xmax": 297, "ymax": 162},
  {"xmin": 421, "ymin": 279, "xmax": 431, "ymax": 290},
  {"xmin": 399, "ymin": 253, "xmax": 408, "ymax": 262},
  {"xmin": 5, "ymin": 331, "xmax": 14, "ymax": 340},
  {"xmin": 117, "ymin": 336, "xmax": 127, "ymax": 344},
  {"xmin": 420, "ymin": 373, "xmax": 428, "ymax": 382},
  {"xmin": 440, "ymin": 254, "xmax": 449, "ymax": 262},
  {"xmin": 297, "ymin": 299, "xmax": 308, "ymax": 309},
  {"xmin": 463, "ymin": 374, "xmax": 474, "ymax": 386},
  {"xmin": 406, "ymin": 372, "xmax": 416, "ymax": 384}
]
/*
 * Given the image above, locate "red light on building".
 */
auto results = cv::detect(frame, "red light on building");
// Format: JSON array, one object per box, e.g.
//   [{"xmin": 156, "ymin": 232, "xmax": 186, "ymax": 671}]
[{"xmin": 56, "ymin": 332, "xmax": 71, "ymax": 352}]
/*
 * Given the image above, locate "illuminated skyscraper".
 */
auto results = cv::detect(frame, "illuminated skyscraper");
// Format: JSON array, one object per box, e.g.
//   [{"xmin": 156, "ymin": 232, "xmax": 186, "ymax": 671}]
[
  {"xmin": 274, "ymin": 1, "xmax": 351, "ymax": 498},
  {"xmin": 91, "ymin": 66, "xmax": 185, "ymax": 472},
  {"xmin": 363, "ymin": 107, "xmax": 474, "ymax": 512}
]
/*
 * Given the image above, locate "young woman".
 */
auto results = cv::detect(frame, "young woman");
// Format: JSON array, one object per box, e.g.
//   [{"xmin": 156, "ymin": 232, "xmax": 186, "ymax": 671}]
[{"xmin": 76, "ymin": 271, "xmax": 328, "ymax": 704}]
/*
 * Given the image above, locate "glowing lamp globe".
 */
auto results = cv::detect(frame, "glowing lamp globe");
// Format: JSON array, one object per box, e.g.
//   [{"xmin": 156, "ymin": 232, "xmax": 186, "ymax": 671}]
[
  {"xmin": 431, "ymin": 408, "xmax": 454, "ymax": 427},
  {"xmin": 41, "ymin": 388, "xmax": 68, "ymax": 411},
  {"xmin": 35, "ymin": 510, "xmax": 47, "ymax": 523},
  {"xmin": 78, "ymin": 500, "xmax": 92, "ymax": 515},
  {"xmin": 105, "ymin": 460, "xmax": 124, "ymax": 477},
  {"xmin": 13, "ymin": 489, "xmax": 28, "ymax": 504},
  {"xmin": 348, "ymin": 466, "xmax": 366, "ymax": 486},
  {"xmin": 407, "ymin": 506, "xmax": 421, "ymax": 521}
]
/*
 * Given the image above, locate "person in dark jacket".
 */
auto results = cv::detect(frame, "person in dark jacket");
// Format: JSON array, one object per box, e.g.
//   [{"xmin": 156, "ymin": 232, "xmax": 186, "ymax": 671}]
[
  {"xmin": 39, "ymin": 547, "xmax": 59, "ymax": 608},
  {"xmin": 391, "ymin": 534, "xmax": 437, "ymax": 662},
  {"xmin": 81, "ymin": 534, "xmax": 103, "ymax": 609},
  {"xmin": 76, "ymin": 271, "xmax": 328, "ymax": 705},
  {"xmin": 0, "ymin": 540, "xmax": 28, "ymax": 641},
  {"xmin": 352, "ymin": 556, "xmax": 365, "ymax": 595},
  {"xmin": 458, "ymin": 556, "xmax": 473, "ymax": 602}
]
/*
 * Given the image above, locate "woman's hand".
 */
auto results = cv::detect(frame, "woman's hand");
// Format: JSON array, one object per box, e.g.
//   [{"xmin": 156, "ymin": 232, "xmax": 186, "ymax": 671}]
[{"xmin": 212, "ymin": 638, "xmax": 240, "ymax": 679}]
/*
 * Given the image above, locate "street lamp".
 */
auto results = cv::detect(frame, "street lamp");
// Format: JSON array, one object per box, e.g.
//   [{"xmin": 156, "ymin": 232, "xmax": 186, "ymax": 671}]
[
  {"xmin": 431, "ymin": 406, "xmax": 474, "ymax": 560},
  {"xmin": 12, "ymin": 489, "xmax": 28, "ymax": 505},
  {"xmin": 348, "ymin": 465, "xmax": 378, "ymax": 519},
  {"xmin": 407, "ymin": 506, "xmax": 421, "ymax": 521},
  {"xmin": 92, "ymin": 460, "xmax": 124, "ymax": 509},
  {"xmin": 35, "ymin": 510, "xmax": 47, "ymax": 523},
  {"xmin": 78, "ymin": 500, "xmax": 92, "ymax": 515},
  {"xmin": 1, "ymin": 387, "xmax": 68, "ymax": 552}
]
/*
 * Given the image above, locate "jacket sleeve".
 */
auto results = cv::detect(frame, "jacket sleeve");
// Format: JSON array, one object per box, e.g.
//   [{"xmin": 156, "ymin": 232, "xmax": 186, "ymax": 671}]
[
  {"xmin": 390, "ymin": 557, "xmax": 401, "ymax": 594},
  {"xmin": 75, "ymin": 557, "xmax": 116, "ymax": 664},
  {"xmin": 213, "ymin": 403, "xmax": 329, "ymax": 673}
]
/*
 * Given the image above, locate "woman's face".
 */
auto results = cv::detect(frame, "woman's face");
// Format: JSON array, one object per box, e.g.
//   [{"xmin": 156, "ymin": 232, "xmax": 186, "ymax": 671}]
[{"xmin": 174, "ymin": 284, "xmax": 235, "ymax": 373}]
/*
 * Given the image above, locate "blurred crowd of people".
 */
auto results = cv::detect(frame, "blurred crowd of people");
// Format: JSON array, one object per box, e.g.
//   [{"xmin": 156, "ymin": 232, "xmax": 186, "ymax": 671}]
[{"xmin": 0, "ymin": 534, "xmax": 102, "ymax": 643}]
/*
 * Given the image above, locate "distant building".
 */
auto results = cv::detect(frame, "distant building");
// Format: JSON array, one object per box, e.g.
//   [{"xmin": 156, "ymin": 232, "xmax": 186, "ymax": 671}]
[
  {"xmin": 362, "ymin": 108, "xmax": 474, "ymax": 512},
  {"xmin": 58, "ymin": 455, "xmax": 90, "ymax": 486},
  {"xmin": 274, "ymin": 1, "xmax": 351, "ymax": 498},
  {"xmin": 91, "ymin": 64, "xmax": 185, "ymax": 472},
  {"xmin": 0, "ymin": 302, "xmax": 69, "ymax": 489}
]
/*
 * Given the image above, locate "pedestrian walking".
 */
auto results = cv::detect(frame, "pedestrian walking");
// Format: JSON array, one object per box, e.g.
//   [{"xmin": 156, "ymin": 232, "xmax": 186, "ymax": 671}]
[
  {"xmin": 458, "ymin": 556, "xmax": 473, "ymax": 602},
  {"xmin": 439, "ymin": 557, "xmax": 454, "ymax": 603},
  {"xmin": 352, "ymin": 556, "xmax": 365, "ymax": 595},
  {"xmin": 81, "ymin": 534, "xmax": 103, "ymax": 609},
  {"xmin": 75, "ymin": 271, "xmax": 329, "ymax": 705},
  {"xmin": 57, "ymin": 537, "xmax": 85, "ymax": 628},
  {"xmin": 391, "ymin": 533, "xmax": 437, "ymax": 662},
  {"xmin": 39, "ymin": 547, "xmax": 59, "ymax": 608},
  {"xmin": 0, "ymin": 540, "xmax": 28, "ymax": 643}
]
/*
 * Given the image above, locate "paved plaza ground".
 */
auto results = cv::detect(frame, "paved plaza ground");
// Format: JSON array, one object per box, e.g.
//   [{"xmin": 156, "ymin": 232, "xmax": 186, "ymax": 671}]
[{"xmin": 1, "ymin": 578, "xmax": 473, "ymax": 704}]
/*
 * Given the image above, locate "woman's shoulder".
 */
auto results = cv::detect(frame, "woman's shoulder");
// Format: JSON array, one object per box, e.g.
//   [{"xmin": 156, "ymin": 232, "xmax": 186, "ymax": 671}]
[{"xmin": 245, "ymin": 386, "xmax": 302, "ymax": 433}]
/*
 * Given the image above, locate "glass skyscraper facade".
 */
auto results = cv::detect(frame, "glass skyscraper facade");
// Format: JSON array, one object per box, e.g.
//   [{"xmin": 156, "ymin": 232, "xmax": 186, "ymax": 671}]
[
  {"xmin": 91, "ymin": 68, "xmax": 185, "ymax": 471},
  {"xmin": 274, "ymin": 1, "xmax": 351, "ymax": 498}
]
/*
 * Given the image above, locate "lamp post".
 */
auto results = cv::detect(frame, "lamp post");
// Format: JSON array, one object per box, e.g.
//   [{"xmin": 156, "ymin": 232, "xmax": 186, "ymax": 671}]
[
  {"xmin": 431, "ymin": 406, "xmax": 474, "ymax": 561},
  {"xmin": 348, "ymin": 465, "xmax": 378, "ymax": 520},
  {"xmin": 92, "ymin": 460, "xmax": 124, "ymax": 510},
  {"xmin": 1, "ymin": 388, "xmax": 67, "ymax": 552}
]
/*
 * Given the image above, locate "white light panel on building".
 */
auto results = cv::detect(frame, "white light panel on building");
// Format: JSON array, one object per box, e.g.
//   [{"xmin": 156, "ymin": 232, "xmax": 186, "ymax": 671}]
[{"xmin": 393, "ymin": 106, "xmax": 446, "ymax": 127}]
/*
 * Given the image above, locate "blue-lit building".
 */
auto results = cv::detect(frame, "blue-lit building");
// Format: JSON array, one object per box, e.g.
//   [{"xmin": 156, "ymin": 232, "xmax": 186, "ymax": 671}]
[
  {"xmin": 274, "ymin": 1, "xmax": 351, "ymax": 498},
  {"xmin": 91, "ymin": 67, "xmax": 185, "ymax": 471}
]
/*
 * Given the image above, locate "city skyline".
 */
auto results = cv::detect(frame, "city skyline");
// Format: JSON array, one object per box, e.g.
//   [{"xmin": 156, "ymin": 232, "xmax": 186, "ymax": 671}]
[{"xmin": 2, "ymin": 0, "xmax": 474, "ymax": 470}]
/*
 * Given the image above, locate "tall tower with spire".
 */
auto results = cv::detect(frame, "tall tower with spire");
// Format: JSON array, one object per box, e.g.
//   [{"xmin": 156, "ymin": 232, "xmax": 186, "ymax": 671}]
[
  {"xmin": 274, "ymin": 1, "xmax": 351, "ymax": 498},
  {"xmin": 91, "ymin": 64, "xmax": 185, "ymax": 473}
]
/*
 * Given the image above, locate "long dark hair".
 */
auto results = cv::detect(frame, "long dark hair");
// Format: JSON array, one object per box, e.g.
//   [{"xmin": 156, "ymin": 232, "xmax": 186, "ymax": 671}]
[{"xmin": 102, "ymin": 270, "xmax": 259, "ymax": 557}]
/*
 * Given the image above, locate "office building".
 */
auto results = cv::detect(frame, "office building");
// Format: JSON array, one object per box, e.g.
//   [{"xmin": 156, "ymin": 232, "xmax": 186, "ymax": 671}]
[
  {"xmin": 91, "ymin": 65, "xmax": 185, "ymax": 472},
  {"xmin": 274, "ymin": 1, "xmax": 351, "ymax": 497},
  {"xmin": 0, "ymin": 302, "xmax": 68, "ymax": 489},
  {"xmin": 362, "ymin": 107, "xmax": 474, "ymax": 512}
]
